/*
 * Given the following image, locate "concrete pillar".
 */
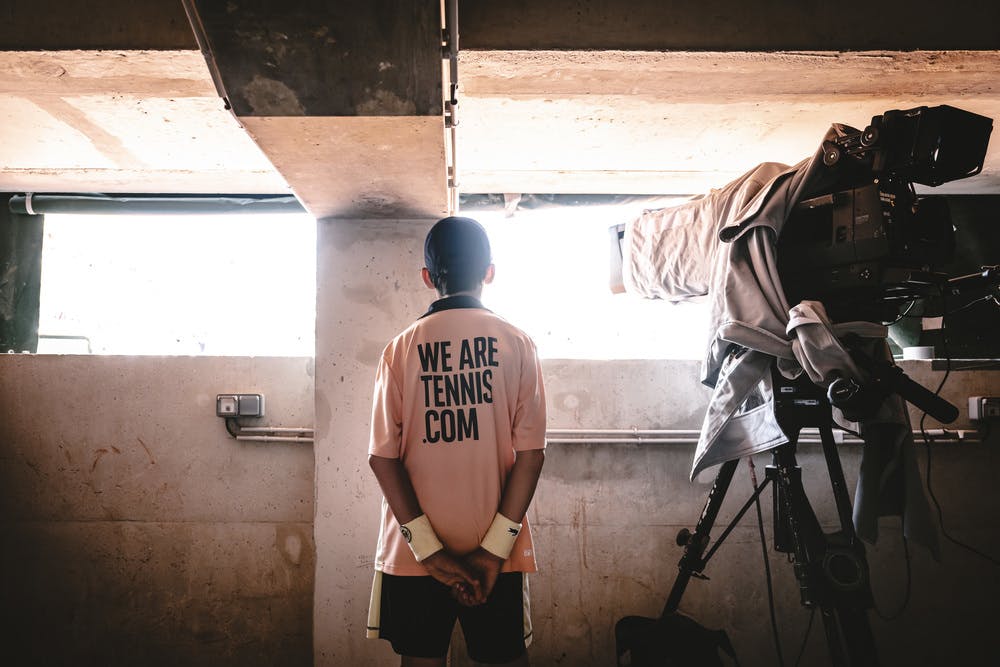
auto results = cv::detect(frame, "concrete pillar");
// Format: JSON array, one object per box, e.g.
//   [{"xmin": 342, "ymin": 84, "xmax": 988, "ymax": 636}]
[
  {"xmin": 313, "ymin": 217, "xmax": 431, "ymax": 665},
  {"xmin": 0, "ymin": 196, "xmax": 43, "ymax": 352},
  {"xmin": 184, "ymin": 0, "xmax": 449, "ymax": 218}
]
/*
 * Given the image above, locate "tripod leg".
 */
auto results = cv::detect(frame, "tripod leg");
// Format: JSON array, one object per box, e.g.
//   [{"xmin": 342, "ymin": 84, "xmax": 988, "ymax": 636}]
[
  {"xmin": 821, "ymin": 607, "xmax": 850, "ymax": 667},
  {"xmin": 820, "ymin": 605, "xmax": 880, "ymax": 667},
  {"xmin": 771, "ymin": 443, "xmax": 828, "ymax": 607},
  {"xmin": 837, "ymin": 605, "xmax": 879, "ymax": 666},
  {"xmin": 775, "ymin": 426, "xmax": 878, "ymax": 666},
  {"xmin": 662, "ymin": 459, "xmax": 738, "ymax": 616},
  {"xmin": 818, "ymin": 422, "xmax": 857, "ymax": 538},
  {"xmin": 819, "ymin": 423, "xmax": 879, "ymax": 666}
]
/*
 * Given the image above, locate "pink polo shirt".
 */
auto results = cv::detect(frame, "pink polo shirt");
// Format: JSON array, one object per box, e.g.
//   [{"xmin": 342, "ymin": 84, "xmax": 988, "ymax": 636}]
[{"xmin": 369, "ymin": 298, "xmax": 547, "ymax": 576}]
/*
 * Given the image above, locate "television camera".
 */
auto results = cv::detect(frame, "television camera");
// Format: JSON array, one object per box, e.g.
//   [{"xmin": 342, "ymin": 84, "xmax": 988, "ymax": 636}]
[
  {"xmin": 777, "ymin": 105, "xmax": 994, "ymax": 322},
  {"xmin": 613, "ymin": 105, "xmax": 996, "ymax": 667}
]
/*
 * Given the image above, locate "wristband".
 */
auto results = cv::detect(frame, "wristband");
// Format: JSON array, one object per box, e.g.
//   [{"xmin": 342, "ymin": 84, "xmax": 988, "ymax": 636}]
[
  {"xmin": 400, "ymin": 514, "xmax": 443, "ymax": 561},
  {"xmin": 481, "ymin": 512, "xmax": 522, "ymax": 559}
]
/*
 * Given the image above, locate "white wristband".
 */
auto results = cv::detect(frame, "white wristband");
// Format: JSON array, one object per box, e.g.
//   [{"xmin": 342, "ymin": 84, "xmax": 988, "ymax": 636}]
[
  {"xmin": 400, "ymin": 514, "xmax": 444, "ymax": 562},
  {"xmin": 481, "ymin": 512, "xmax": 522, "ymax": 559}
]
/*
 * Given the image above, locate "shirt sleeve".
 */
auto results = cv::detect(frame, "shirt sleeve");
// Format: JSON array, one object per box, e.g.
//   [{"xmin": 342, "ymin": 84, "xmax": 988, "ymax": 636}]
[
  {"xmin": 369, "ymin": 349, "xmax": 403, "ymax": 459},
  {"xmin": 511, "ymin": 335, "xmax": 547, "ymax": 452}
]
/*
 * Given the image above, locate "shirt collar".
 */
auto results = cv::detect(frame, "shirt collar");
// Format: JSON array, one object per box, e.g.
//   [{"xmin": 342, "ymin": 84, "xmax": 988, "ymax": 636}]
[{"xmin": 421, "ymin": 294, "xmax": 488, "ymax": 318}]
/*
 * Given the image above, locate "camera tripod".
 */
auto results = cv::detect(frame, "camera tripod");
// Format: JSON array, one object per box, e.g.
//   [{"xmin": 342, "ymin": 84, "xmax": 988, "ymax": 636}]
[
  {"xmin": 619, "ymin": 343, "xmax": 965, "ymax": 667},
  {"xmin": 623, "ymin": 350, "xmax": 960, "ymax": 667},
  {"xmin": 614, "ymin": 361, "xmax": 888, "ymax": 666},
  {"xmin": 661, "ymin": 365, "xmax": 879, "ymax": 666}
]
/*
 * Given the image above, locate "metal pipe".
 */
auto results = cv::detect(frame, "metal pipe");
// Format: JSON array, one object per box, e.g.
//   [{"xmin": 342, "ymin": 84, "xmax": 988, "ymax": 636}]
[
  {"xmin": 236, "ymin": 435, "xmax": 314, "ymax": 444},
  {"xmin": 545, "ymin": 438, "xmax": 699, "ymax": 444},
  {"xmin": 229, "ymin": 426, "xmax": 976, "ymax": 446},
  {"xmin": 442, "ymin": 0, "xmax": 460, "ymax": 213},
  {"xmin": 8, "ymin": 193, "xmax": 304, "ymax": 216},
  {"xmin": 443, "ymin": 0, "xmax": 459, "ymax": 105},
  {"xmin": 547, "ymin": 428, "xmax": 701, "ymax": 437},
  {"xmin": 237, "ymin": 426, "xmax": 314, "ymax": 434},
  {"xmin": 545, "ymin": 427, "xmax": 979, "ymax": 445}
]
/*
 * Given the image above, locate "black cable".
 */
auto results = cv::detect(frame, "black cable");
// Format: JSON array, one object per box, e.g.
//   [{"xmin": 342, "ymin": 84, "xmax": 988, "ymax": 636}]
[
  {"xmin": 873, "ymin": 536, "xmax": 912, "ymax": 621},
  {"xmin": 885, "ymin": 299, "xmax": 918, "ymax": 326},
  {"xmin": 748, "ymin": 458, "xmax": 785, "ymax": 667},
  {"xmin": 921, "ymin": 425, "xmax": 1000, "ymax": 565},
  {"xmin": 894, "ymin": 295, "xmax": 994, "ymax": 320},
  {"xmin": 792, "ymin": 608, "xmax": 815, "ymax": 667},
  {"xmin": 224, "ymin": 417, "xmax": 240, "ymax": 438},
  {"xmin": 919, "ymin": 287, "xmax": 1000, "ymax": 566}
]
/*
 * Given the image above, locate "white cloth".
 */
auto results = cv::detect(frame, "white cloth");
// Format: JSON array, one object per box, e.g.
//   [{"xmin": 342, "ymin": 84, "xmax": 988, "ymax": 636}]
[{"xmin": 621, "ymin": 124, "xmax": 940, "ymax": 553}]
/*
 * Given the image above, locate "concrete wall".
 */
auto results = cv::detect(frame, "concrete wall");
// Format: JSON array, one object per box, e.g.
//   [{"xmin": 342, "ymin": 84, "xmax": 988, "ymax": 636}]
[
  {"xmin": 1, "ymin": 222, "xmax": 994, "ymax": 666},
  {"xmin": 0, "ymin": 355, "xmax": 315, "ymax": 666},
  {"xmin": 314, "ymin": 218, "xmax": 1000, "ymax": 666}
]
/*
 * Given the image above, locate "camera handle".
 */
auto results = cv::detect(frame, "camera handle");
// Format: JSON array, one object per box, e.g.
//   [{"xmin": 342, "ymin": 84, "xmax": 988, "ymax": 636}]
[{"xmin": 828, "ymin": 339, "xmax": 959, "ymax": 424}]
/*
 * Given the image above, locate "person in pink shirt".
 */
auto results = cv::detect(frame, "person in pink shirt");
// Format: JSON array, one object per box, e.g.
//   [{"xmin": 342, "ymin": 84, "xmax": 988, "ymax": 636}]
[{"xmin": 367, "ymin": 216, "xmax": 547, "ymax": 667}]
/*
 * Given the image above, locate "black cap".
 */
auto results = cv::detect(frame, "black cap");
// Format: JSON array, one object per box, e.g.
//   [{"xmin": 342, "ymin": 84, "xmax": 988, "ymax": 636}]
[{"xmin": 424, "ymin": 216, "xmax": 492, "ymax": 284}]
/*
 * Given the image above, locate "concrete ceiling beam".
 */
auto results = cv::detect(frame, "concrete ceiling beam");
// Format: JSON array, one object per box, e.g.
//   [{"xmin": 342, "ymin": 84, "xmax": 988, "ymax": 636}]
[
  {"xmin": 0, "ymin": 50, "xmax": 288, "ymax": 195},
  {"xmin": 456, "ymin": 50, "xmax": 1000, "ymax": 195},
  {"xmin": 5, "ymin": 1, "xmax": 998, "ymax": 53},
  {"xmin": 183, "ymin": 0, "xmax": 449, "ymax": 219},
  {"xmin": 0, "ymin": 0, "xmax": 196, "ymax": 50},
  {"xmin": 459, "ymin": 0, "xmax": 1000, "ymax": 51}
]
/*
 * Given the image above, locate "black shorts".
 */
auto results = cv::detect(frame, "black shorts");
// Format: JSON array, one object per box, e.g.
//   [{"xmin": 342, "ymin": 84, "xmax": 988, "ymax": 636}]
[{"xmin": 373, "ymin": 572, "xmax": 531, "ymax": 663}]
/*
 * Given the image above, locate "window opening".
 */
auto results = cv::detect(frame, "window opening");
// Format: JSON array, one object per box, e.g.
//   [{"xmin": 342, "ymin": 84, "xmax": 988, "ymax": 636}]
[
  {"xmin": 38, "ymin": 212, "xmax": 316, "ymax": 356},
  {"xmin": 476, "ymin": 204, "xmax": 709, "ymax": 360}
]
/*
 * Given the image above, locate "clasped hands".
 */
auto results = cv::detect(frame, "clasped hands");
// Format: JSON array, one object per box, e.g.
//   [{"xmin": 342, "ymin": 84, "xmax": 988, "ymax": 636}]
[{"xmin": 422, "ymin": 547, "xmax": 504, "ymax": 606}]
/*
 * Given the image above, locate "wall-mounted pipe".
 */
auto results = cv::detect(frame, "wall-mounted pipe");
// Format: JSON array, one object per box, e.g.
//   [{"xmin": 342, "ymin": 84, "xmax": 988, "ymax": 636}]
[
  {"xmin": 443, "ymin": 0, "xmax": 459, "ymax": 106},
  {"xmin": 443, "ymin": 0, "xmax": 460, "ymax": 213},
  {"xmin": 225, "ymin": 425, "xmax": 979, "ymax": 447},
  {"xmin": 236, "ymin": 435, "xmax": 313, "ymax": 444},
  {"xmin": 224, "ymin": 418, "xmax": 314, "ymax": 444},
  {"xmin": 545, "ymin": 427, "xmax": 981, "ymax": 446},
  {"xmin": 8, "ymin": 193, "xmax": 305, "ymax": 216},
  {"xmin": 238, "ymin": 426, "xmax": 314, "ymax": 435}
]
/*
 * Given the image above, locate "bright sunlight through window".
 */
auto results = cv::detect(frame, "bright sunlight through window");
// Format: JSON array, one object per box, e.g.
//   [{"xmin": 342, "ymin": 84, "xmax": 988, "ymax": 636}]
[
  {"xmin": 37, "ymin": 206, "xmax": 706, "ymax": 359},
  {"xmin": 476, "ymin": 203, "xmax": 709, "ymax": 360},
  {"xmin": 38, "ymin": 213, "xmax": 316, "ymax": 356}
]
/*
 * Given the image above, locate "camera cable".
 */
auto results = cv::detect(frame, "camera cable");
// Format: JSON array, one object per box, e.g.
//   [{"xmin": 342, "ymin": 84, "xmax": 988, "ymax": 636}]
[
  {"xmin": 885, "ymin": 299, "xmax": 918, "ymax": 327},
  {"xmin": 920, "ymin": 289, "xmax": 1000, "ymax": 566}
]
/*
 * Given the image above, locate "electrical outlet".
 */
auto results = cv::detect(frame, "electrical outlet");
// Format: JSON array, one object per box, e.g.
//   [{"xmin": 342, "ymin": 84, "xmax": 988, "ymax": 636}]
[
  {"xmin": 216, "ymin": 394, "xmax": 265, "ymax": 418},
  {"xmin": 968, "ymin": 396, "xmax": 1000, "ymax": 421},
  {"xmin": 217, "ymin": 394, "xmax": 238, "ymax": 417}
]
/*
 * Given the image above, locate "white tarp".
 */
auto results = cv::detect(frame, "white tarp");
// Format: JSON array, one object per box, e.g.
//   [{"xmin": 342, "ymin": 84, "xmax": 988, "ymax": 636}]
[{"xmin": 621, "ymin": 125, "xmax": 940, "ymax": 554}]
